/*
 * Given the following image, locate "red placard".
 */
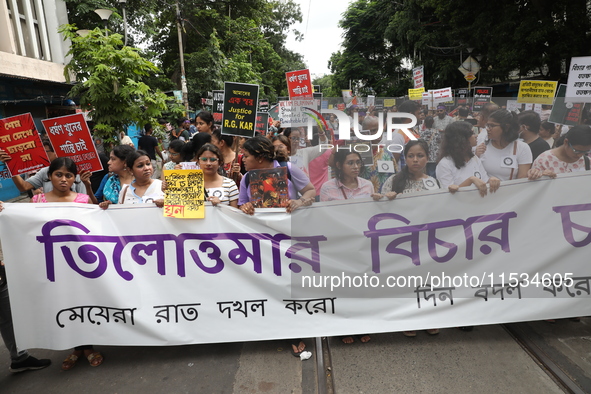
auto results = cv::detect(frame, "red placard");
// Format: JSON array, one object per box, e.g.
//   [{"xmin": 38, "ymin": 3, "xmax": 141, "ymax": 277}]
[
  {"xmin": 286, "ymin": 69, "xmax": 313, "ymax": 100},
  {"xmin": 41, "ymin": 114, "xmax": 103, "ymax": 173},
  {"xmin": 0, "ymin": 113, "xmax": 50, "ymax": 176}
]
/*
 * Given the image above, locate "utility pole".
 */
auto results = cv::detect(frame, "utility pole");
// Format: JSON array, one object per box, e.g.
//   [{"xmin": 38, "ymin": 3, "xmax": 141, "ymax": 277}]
[{"xmin": 176, "ymin": 1, "xmax": 189, "ymax": 113}]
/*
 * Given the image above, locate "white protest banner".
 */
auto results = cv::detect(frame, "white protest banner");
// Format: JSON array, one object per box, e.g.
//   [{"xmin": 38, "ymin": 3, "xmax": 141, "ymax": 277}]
[
  {"xmin": 277, "ymin": 99, "xmax": 318, "ymax": 127},
  {"xmin": 430, "ymin": 87, "xmax": 453, "ymax": 105},
  {"xmin": 412, "ymin": 66, "xmax": 424, "ymax": 89},
  {"xmin": 565, "ymin": 56, "xmax": 591, "ymax": 102},
  {"xmin": 1, "ymin": 173, "xmax": 591, "ymax": 350},
  {"xmin": 422, "ymin": 92, "xmax": 433, "ymax": 109}
]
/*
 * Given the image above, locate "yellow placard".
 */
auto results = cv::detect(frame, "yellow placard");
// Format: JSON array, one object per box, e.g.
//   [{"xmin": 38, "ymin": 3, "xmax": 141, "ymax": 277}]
[
  {"xmin": 384, "ymin": 99, "xmax": 396, "ymax": 107},
  {"xmin": 163, "ymin": 169, "xmax": 205, "ymax": 219},
  {"xmin": 408, "ymin": 87, "xmax": 425, "ymax": 101},
  {"xmin": 517, "ymin": 80, "xmax": 558, "ymax": 105}
]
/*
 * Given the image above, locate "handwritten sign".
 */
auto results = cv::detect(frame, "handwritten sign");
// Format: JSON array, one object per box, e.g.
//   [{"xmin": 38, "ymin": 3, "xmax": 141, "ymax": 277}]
[
  {"xmin": 412, "ymin": 66, "xmax": 424, "ymax": 89},
  {"xmin": 163, "ymin": 169, "xmax": 205, "ymax": 219},
  {"xmin": 286, "ymin": 69, "xmax": 313, "ymax": 100},
  {"xmin": 0, "ymin": 113, "xmax": 49, "ymax": 176},
  {"xmin": 41, "ymin": 113, "xmax": 103, "ymax": 173},
  {"xmin": 565, "ymin": 56, "xmax": 591, "ymax": 102},
  {"xmin": 221, "ymin": 82, "xmax": 259, "ymax": 138},
  {"xmin": 517, "ymin": 80, "xmax": 557, "ymax": 105},
  {"xmin": 408, "ymin": 87, "xmax": 425, "ymax": 101},
  {"xmin": 430, "ymin": 87, "xmax": 453, "ymax": 105}
]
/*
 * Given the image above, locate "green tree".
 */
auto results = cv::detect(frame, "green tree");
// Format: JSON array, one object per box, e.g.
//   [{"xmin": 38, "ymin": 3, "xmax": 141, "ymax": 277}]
[
  {"xmin": 329, "ymin": 0, "xmax": 407, "ymax": 97},
  {"xmin": 334, "ymin": 0, "xmax": 591, "ymax": 93},
  {"xmin": 61, "ymin": 25, "xmax": 172, "ymax": 142},
  {"xmin": 150, "ymin": 0, "xmax": 305, "ymax": 106}
]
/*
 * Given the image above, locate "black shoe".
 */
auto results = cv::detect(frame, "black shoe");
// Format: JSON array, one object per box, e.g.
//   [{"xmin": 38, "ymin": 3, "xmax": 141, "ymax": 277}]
[
  {"xmin": 458, "ymin": 326, "xmax": 474, "ymax": 332},
  {"xmin": 9, "ymin": 356, "xmax": 51, "ymax": 373}
]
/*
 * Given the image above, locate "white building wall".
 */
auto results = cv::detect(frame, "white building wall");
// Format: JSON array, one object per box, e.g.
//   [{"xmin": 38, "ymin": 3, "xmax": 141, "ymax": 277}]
[{"xmin": 0, "ymin": 0, "xmax": 70, "ymax": 82}]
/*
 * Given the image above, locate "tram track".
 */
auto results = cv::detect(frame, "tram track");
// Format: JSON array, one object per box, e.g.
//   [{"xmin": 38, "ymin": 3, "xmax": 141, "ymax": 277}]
[{"xmin": 503, "ymin": 323, "xmax": 588, "ymax": 394}]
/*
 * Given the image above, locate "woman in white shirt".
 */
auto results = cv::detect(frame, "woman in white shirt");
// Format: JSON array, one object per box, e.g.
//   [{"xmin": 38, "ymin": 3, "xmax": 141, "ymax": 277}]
[
  {"xmin": 436, "ymin": 122, "xmax": 500, "ymax": 197},
  {"xmin": 480, "ymin": 109, "xmax": 532, "ymax": 180}
]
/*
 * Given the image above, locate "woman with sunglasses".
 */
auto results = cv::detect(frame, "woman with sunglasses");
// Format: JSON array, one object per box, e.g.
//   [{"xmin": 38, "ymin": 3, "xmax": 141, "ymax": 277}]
[
  {"xmin": 197, "ymin": 144, "xmax": 239, "ymax": 207},
  {"xmin": 480, "ymin": 109, "xmax": 532, "ymax": 181},
  {"xmin": 528, "ymin": 125, "xmax": 591, "ymax": 179},
  {"xmin": 436, "ymin": 121, "xmax": 501, "ymax": 197}
]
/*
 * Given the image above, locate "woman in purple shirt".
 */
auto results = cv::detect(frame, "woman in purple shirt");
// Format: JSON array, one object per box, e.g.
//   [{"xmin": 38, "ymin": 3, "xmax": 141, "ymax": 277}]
[{"xmin": 239, "ymin": 136, "xmax": 316, "ymax": 215}]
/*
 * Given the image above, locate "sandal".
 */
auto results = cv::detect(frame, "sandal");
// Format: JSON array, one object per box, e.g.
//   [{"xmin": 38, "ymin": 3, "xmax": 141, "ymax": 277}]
[
  {"xmin": 87, "ymin": 352, "xmax": 103, "ymax": 367},
  {"xmin": 62, "ymin": 354, "xmax": 79, "ymax": 371}
]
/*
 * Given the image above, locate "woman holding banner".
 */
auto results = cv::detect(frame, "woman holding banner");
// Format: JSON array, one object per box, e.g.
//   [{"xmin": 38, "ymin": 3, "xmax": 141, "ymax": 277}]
[
  {"xmin": 480, "ymin": 109, "xmax": 532, "ymax": 181},
  {"xmin": 528, "ymin": 125, "xmax": 591, "ymax": 179},
  {"xmin": 436, "ymin": 121, "xmax": 501, "ymax": 197},
  {"xmin": 117, "ymin": 150, "xmax": 164, "ymax": 206},
  {"xmin": 238, "ymin": 136, "xmax": 315, "ymax": 357},
  {"xmin": 196, "ymin": 144, "xmax": 239, "ymax": 207},
  {"xmin": 238, "ymin": 136, "xmax": 315, "ymax": 215},
  {"xmin": 372, "ymin": 140, "xmax": 441, "ymax": 337},
  {"xmin": 28, "ymin": 157, "xmax": 102, "ymax": 370},
  {"xmin": 96, "ymin": 145, "xmax": 136, "ymax": 207}
]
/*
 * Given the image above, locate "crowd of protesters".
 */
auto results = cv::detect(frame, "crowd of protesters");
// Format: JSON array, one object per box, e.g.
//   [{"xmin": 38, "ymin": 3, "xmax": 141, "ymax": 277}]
[{"xmin": 0, "ymin": 101, "xmax": 589, "ymax": 371}]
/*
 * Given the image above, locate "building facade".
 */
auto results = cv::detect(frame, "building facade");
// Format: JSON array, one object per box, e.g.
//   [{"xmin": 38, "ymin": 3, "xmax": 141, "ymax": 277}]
[{"xmin": 0, "ymin": 0, "xmax": 73, "ymax": 200}]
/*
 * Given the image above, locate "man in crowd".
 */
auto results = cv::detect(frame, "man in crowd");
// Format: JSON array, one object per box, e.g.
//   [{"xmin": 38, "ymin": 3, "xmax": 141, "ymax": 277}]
[{"xmin": 433, "ymin": 105, "xmax": 454, "ymax": 132}]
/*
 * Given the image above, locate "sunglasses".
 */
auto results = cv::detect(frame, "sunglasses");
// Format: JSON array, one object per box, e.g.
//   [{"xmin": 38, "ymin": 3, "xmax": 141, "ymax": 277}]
[{"xmin": 568, "ymin": 141, "xmax": 591, "ymax": 155}]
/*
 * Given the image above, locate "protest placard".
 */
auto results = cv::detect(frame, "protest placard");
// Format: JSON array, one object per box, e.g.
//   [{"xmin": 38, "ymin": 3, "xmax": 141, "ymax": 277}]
[
  {"xmin": 212, "ymin": 90, "xmax": 224, "ymax": 122},
  {"xmin": 408, "ymin": 87, "xmax": 425, "ymax": 101},
  {"xmin": 565, "ymin": 56, "xmax": 591, "ymax": 102},
  {"xmin": 430, "ymin": 87, "xmax": 453, "ymax": 105},
  {"xmin": 472, "ymin": 87, "xmax": 493, "ymax": 111},
  {"xmin": 0, "ymin": 113, "xmax": 49, "ymax": 176},
  {"xmin": 42, "ymin": 113, "xmax": 103, "ymax": 173},
  {"xmin": 549, "ymin": 84, "xmax": 584, "ymax": 126},
  {"xmin": 163, "ymin": 169, "xmax": 205, "ymax": 219},
  {"xmin": 412, "ymin": 66, "xmax": 424, "ymax": 89},
  {"xmin": 222, "ymin": 82, "xmax": 259, "ymax": 137},
  {"xmin": 286, "ymin": 69, "xmax": 313, "ymax": 100},
  {"xmin": 249, "ymin": 167, "xmax": 289, "ymax": 208},
  {"xmin": 517, "ymin": 80, "xmax": 557, "ymax": 104},
  {"xmin": 255, "ymin": 112, "xmax": 269, "ymax": 135},
  {"xmin": 258, "ymin": 99, "xmax": 269, "ymax": 112},
  {"xmin": 456, "ymin": 88, "xmax": 470, "ymax": 106},
  {"xmin": 277, "ymin": 99, "xmax": 318, "ymax": 127}
]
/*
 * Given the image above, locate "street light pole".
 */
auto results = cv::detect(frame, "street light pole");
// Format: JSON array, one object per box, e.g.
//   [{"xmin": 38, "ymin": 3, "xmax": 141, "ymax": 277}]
[
  {"xmin": 118, "ymin": 0, "xmax": 128, "ymax": 46},
  {"xmin": 175, "ymin": 1, "xmax": 189, "ymax": 113},
  {"xmin": 94, "ymin": 9, "xmax": 113, "ymax": 36}
]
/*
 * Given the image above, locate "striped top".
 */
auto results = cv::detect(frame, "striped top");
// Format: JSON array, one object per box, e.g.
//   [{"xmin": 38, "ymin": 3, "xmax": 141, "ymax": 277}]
[{"xmin": 207, "ymin": 177, "xmax": 239, "ymax": 204}]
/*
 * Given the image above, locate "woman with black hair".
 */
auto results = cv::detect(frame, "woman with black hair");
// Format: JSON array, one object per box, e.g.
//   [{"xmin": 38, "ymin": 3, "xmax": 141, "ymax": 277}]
[
  {"xmin": 480, "ymin": 109, "xmax": 532, "ymax": 180},
  {"xmin": 196, "ymin": 144, "xmax": 239, "ymax": 207},
  {"xmin": 374, "ymin": 139, "xmax": 439, "ymax": 200},
  {"xmin": 529, "ymin": 125, "xmax": 591, "ymax": 178},
  {"xmin": 436, "ymin": 122, "xmax": 500, "ymax": 197},
  {"xmin": 320, "ymin": 149, "xmax": 374, "ymax": 201},
  {"xmin": 418, "ymin": 116, "xmax": 441, "ymax": 177},
  {"xmin": 96, "ymin": 144, "xmax": 136, "ymax": 207},
  {"xmin": 238, "ymin": 136, "xmax": 315, "ymax": 215},
  {"xmin": 196, "ymin": 111, "xmax": 216, "ymax": 135}
]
